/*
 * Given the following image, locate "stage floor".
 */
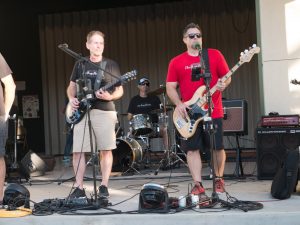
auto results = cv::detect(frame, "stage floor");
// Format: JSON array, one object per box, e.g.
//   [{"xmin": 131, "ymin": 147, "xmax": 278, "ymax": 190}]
[{"xmin": 1, "ymin": 157, "xmax": 300, "ymax": 225}]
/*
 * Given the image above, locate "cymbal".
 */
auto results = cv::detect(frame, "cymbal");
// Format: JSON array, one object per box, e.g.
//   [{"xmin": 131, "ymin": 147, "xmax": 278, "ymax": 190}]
[
  {"xmin": 166, "ymin": 104, "xmax": 175, "ymax": 108},
  {"xmin": 149, "ymin": 107, "xmax": 172, "ymax": 114},
  {"xmin": 148, "ymin": 86, "xmax": 166, "ymax": 96}
]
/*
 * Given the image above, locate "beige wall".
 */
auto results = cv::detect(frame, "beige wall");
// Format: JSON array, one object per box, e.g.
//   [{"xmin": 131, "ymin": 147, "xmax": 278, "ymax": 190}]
[{"xmin": 258, "ymin": 0, "xmax": 300, "ymax": 114}]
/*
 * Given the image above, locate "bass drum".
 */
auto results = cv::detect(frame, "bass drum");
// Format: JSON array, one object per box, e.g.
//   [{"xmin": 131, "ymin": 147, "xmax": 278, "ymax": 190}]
[{"xmin": 112, "ymin": 137, "xmax": 143, "ymax": 172}]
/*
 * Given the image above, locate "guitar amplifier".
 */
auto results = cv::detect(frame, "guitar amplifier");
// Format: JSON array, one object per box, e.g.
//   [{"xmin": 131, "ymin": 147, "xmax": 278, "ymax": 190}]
[
  {"xmin": 222, "ymin": 99, "xmax": 248, "ymax": 136},
  {"xmin": 261, "ymin": 115, "xmax": 299, "ymax": 127}
]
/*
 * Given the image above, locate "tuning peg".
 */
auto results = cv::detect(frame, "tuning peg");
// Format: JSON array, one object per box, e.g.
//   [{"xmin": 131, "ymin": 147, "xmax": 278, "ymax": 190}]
[
  {"xmin": 244, "ymin": 49, "xmax": 249, "ymax": 54},
  {"xmin": 240, "ymin": 52, "xmax": 244, "ymax": 56},
  {"xmin": 252, "ymin": 44, "xmax": 256, "ymax": 48}
]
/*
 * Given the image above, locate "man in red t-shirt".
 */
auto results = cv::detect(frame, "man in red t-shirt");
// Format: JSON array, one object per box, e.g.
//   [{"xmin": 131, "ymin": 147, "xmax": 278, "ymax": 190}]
[{"xmin": 166, "ymin": 23, "xmax": 231, "ymax": 200}]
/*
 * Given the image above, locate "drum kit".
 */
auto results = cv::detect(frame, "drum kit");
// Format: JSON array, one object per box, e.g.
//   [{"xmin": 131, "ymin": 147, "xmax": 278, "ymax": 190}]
[{"xmin": 113, "ymin": 85, "xmax": 187, "ymax": 174}]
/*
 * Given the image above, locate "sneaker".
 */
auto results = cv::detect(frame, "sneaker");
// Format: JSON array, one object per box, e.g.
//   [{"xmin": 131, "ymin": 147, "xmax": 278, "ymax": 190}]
[
  {"xmin": 69, "ymin": 187, "xmax": 87, "ymax": 199},
  {"xmin": 99, "ymin": 185, "xmax": 109, "ymax": 198},
  {"xmin": 191, "ymin": 183, "xmax": 205, "ymax": 195},
  {"xmin": 215, "ymin": 178, "xmax": 225, "ymax": 193}
]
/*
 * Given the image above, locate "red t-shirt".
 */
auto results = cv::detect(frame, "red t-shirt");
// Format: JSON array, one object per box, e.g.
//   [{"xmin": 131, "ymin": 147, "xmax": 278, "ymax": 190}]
[{"xmin": 166, "ymin": 49, "xmax": 229, "ymax": 118}]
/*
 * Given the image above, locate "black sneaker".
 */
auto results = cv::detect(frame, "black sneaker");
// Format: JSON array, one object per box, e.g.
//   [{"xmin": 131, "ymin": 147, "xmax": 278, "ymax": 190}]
[
  {"xmin": 69, "ymin": 187, "xmax": 87, "ymax": 199},
  {"xmin": 98, "ymin": 185, "xmax": 109, "ymax": 198}
]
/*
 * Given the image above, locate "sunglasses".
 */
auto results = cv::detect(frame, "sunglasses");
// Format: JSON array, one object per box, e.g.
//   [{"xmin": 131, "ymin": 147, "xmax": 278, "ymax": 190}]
[
  {"xmin": 140, "ymin": 82, "xmax": 149, "ymax": 86},
  {"xmin": 187, "ymin": 33, "xmax": 202, "ymax": 39}
]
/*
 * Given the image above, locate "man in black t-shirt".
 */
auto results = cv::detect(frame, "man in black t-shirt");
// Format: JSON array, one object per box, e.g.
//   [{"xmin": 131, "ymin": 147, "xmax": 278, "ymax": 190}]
[
  {"xmin": 127, "ymin": 77, "xmax": 168, "ymax": 150},
  {"xmin": 0, "ymin": 53, "xmax": 16, "ymax": 205},
  {"xmin": 67, "ymin": 31, "xmax": 123, "ymax": 200}
]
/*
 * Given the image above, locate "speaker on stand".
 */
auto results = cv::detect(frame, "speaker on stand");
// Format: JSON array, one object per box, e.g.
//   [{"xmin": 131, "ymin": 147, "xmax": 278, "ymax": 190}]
[
  {"xmin": 19, "ymin": 150, "xmax": 48, "ymax": 179},
  {"xmin": 256, "ymin": 127, "xmax": 300, "ymax": 180},
  {"xmin": 222, "ymin": 99, "xmax": 248, "ymax": 178}
]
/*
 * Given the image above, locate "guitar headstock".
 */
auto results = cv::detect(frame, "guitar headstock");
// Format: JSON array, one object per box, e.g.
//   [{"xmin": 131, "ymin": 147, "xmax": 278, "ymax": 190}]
[
  {"xmin": 121, "ymin": 70, "xmax": 137, "ymax": 83},
  {"xmin": 239, "ymin": 44, "xmax": 260, "ymax": 63},
  {"xmin": 291, "ymin": 79, "xmax": 300, "ymax": 85}
]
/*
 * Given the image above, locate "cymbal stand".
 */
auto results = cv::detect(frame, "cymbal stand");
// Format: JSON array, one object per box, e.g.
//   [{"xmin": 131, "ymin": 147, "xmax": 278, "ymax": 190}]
[
  {"xmin": 154, "ymin": 92, "xmax": 188, "ymax": 175},
  {"xmin": 11, "ymin": 114, "xmax": 18, "ymax": 169}
]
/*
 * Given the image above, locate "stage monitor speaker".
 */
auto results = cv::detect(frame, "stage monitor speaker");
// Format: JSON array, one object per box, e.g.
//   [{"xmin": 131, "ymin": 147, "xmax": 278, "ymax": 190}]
[
  {"xmin": 222, "ymin": 99, "xmax": 248, "ymax": 136},
  {"xmin": 20, "ymin": 150, "xmax": 47, "ymax": 177},
  {"xmin": 256, "ymin": 127, "xmax": 300, "ymax": 180}
]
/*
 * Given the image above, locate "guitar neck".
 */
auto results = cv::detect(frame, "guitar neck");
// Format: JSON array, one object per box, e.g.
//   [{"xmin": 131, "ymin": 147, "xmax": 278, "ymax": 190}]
[
  {"xmin": 207, "ymin": 61, "xmax": 243, "ymax": 98},
  {"xmin": 100, "ymin": 79, "xmax": 120, "ymax": 92}
]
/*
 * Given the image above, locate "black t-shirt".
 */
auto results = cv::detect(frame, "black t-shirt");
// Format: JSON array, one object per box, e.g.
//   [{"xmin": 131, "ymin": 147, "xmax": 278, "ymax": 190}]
[
  {"xmin": 127, "ymin": 95, "xmax": 161, "ymax": 123},
  {"xmin": 70, "ymin": 57, "xmax": 121, "ymax": 111}
]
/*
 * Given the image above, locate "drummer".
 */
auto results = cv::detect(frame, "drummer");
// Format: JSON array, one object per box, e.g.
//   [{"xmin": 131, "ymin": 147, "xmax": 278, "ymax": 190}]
[{"xmin": 127, "ymin": 77, "xmax": 169, "ymax": 150}]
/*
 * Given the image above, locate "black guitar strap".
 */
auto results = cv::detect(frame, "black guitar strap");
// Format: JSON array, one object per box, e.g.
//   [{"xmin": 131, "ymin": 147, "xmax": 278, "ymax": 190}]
[
  {"xmin": 202, "ymin": 48, "xmax": 210, "ymax": 74},
  {"xmin": 93, "ymin": 60, "xmax": 107, "ymax": 91}
]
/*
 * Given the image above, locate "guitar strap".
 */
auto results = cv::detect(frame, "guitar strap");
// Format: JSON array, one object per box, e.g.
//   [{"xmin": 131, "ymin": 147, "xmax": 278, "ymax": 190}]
[
  {"xmin": 93, "ymin": 60, "xmax": 107, "ymax": 91},
  {"xmin": 202, "ymin": 48, "xmax": 210, "ymax": 74}
]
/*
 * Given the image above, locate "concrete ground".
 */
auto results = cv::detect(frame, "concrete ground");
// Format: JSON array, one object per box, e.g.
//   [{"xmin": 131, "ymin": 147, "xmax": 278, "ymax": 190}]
[{"xmin": 1, "ymin": 156, "xmax": 300, "ymax": 225}]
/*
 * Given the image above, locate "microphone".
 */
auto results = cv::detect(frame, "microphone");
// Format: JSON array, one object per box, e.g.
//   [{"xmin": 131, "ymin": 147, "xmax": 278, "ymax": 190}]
[
  {"xmin": 192, "ymin": 42, "xmax": 201, "ymax": 50},
  {"xmin": 58, "ymin": 43, "xmax": 68, "ymax": 49}
]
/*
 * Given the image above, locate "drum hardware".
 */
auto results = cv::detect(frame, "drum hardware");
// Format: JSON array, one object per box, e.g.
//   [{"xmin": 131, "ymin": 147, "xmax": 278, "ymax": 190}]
[
  {"xmin": 153, "ymin": 96, "xmax": 188, "ymax": 175},
  {"xmin": 134, "ymin": 135, "xmax": 153, "ymax": 167},
  {"xmin": 149, "ymin": 107, "xmax": 172, "ymax": 114},
  {"xmin": 147, "ymin": 86, "xmax": 166, "ymax": 96},
  {"xmin": 115, "ymin": 113, "xmax": 124, "ymax": 138}
]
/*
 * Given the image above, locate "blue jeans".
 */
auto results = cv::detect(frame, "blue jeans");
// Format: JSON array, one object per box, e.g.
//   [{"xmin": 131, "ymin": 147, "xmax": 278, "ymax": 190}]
[{"xmin": 64, "ymin": 129, "xmax": 73, "ymax": 157}]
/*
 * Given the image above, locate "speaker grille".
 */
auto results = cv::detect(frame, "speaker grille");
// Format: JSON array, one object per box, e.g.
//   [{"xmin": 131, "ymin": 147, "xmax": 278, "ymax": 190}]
[
  {"xmin": 256, "ymin": 127, "xmax": 300, "ymax": 179},
  {"xmin": 223, "ymin": 99, "xmax": 248, "ymax": 135},
  {"xmin": 20, "ymin": 150, "xmax": 47, "ymax": 177}
]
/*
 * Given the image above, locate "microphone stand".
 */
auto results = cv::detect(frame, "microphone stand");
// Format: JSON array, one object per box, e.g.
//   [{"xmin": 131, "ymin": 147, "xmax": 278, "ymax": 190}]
[
  {"xmin": 59, "ymin": 44, "xmax": 120, "ymax": 211},
  {"xmin": 198, "ymin": 49, "xmax": 219, "ymax": 202},
  {"xmin": 199, "ymin": 46, "xmax": 224, "ymax": 204},
  {"xmin": 199, "ymin": 48, "xmax": 245, "ymax": 211}
]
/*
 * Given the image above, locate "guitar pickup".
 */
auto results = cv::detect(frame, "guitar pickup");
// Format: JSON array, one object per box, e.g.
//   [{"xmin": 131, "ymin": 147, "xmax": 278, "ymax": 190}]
[
  {"xmin": 176, "ymin": 119, "xmax": 185, "ymax": 129},
  {"xmin": 189, "ymin": 120, "xmax": 195, "ymax": 133}
]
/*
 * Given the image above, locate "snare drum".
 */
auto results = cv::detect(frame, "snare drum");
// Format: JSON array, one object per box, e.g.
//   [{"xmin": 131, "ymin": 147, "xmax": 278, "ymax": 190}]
[
  {"xmin": 112, "ymin": 137, "xmax": 143, "ymax": 171},
  {"xmin": 130, "ymin": 114, "xmax": 153, "ymax": 136}
]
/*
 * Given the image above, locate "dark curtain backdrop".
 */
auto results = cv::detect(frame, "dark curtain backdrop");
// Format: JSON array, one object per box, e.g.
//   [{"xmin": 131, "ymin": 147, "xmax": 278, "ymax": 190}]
[{"xmin": 38, "ymin": 0, "xmax": 259, "ymax": 155}]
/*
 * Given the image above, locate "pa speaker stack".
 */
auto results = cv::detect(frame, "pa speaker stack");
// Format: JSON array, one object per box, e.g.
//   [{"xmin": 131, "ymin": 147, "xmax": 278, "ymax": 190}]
[{"xmin": 256, "ymin": 127, "xmax": 300, "ymax": 180}]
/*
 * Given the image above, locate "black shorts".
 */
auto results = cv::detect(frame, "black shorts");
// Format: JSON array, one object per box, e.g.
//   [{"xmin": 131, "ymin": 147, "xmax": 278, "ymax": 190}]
[{"xmin": 179, "ymin": 118, "xmax": 224, "ymax": 155}]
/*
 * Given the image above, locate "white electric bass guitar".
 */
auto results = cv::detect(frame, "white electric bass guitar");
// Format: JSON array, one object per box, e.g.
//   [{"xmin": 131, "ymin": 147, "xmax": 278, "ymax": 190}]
[{"xmin": 173, "ymin": 45, "xmax": 260, "ymax": 138}]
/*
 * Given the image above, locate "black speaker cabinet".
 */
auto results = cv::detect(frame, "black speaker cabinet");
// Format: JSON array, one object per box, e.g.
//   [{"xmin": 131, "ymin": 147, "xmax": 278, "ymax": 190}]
[
  {"xmin": 222, "ymin": 99, "xmax": 248, "ymax": 136},
  {"xmin": 256, "ymin": 127, "xmax": 300, "ymax": 180},
  {"xmin": 20, "ymin": 150, "xmax": 47, "ymax": 177}
]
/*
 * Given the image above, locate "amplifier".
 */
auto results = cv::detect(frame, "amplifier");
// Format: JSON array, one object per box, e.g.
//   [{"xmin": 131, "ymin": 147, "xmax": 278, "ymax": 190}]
[
  {"xmin": 261, "ymin": 114, "xmax": 299, "ymax": 127},
  {"xmin": 222, "ymin": 99, "xmax": 248, "ymax": 136}
]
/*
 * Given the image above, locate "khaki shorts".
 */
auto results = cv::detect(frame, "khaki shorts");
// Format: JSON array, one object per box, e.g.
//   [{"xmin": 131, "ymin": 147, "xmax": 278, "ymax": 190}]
[{"xmin": 73, "ymin": 109, "xmax": 118, "ymax": 152}]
